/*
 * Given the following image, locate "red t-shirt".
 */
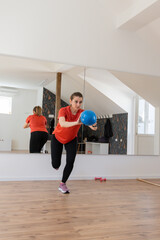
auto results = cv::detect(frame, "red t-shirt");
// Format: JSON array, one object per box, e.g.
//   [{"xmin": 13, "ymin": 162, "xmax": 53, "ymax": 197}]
[
  {"xmin": 53, "ymin": 106, "xmax": 84, "ymax": 144},
  {"xmin": 26, "ymin": 114, "xmax": 48, "ymax": 133}
]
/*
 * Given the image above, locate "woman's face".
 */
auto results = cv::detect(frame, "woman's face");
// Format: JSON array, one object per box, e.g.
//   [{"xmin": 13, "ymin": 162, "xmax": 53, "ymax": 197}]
[{"xmin": 70, "ymin": 96, "xmax": 83, "ymax": 111}]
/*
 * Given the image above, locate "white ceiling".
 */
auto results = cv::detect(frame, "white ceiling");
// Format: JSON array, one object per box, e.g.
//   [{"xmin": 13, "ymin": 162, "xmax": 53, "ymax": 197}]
[
  {"xmin": 0, "ymin": 54, "xmax": 128, "ymax": 115},
  {"xmin": 0, "ymin": 55, "xmax": 74, "ymax": 89}
]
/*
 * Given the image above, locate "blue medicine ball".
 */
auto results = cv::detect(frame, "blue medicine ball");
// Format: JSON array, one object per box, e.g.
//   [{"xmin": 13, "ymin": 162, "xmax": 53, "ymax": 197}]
[{"xmin": 80, "ymin": 110, "xmax": 97, "ymax": 125}]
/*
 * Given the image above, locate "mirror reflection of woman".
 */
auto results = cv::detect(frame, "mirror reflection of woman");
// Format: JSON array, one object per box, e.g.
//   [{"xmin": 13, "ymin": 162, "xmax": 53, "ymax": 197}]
[
  {"xmin": 51, "ymin": 92, "xmax": 97, "ymax": 194},
  {"xmin": 24, "ymin": 106, "xmax": 48, "ymax": 153}
]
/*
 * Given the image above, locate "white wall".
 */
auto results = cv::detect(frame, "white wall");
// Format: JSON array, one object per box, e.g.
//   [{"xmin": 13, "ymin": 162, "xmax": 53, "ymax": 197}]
[
  {"xmin": 137, "ymin": 135, "xmax": 155, "ymax": 155},
  {"xmin": 0, "ymin": 0, "xmax": 159, "ymax": 155},
  {"xmin": 0, "ymin": 89, "xmax": 37, "ymax": 150},
  {"xmin": 36, "ymin": 87, "xmax": 43, "ymax": 107},
  {"xmin": 154, "ymin": 107, "xmax": 159, "ymax": 155},
  {"xmin": 0, "ymin": 0, "xmax": 160, "ymax": 76},
  {"xmin": 0, "ymin": 153, "xmax": 160, "ymax": 181}
]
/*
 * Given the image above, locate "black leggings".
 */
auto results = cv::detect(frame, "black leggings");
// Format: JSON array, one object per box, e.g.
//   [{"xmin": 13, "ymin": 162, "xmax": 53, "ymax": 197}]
[
  {"xmin": 30, "ymin": 131, "xmax": 48, "ymax": 153},
  {"xmin": 51, "ymin": 134, "xmax": 77, "ymax": 183}
]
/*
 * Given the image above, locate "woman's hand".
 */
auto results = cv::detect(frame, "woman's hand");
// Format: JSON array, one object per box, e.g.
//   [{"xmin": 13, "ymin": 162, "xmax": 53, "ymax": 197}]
[
  {"xmin": 76, "ymin": 115, "xmax": 82, "ymax": 125},
  {"xmin": 59, "ymin": 116, "xmax": 82, "ymax": 128},
  {"xmin": 89, "ymin": 123, "xmax": 97, "ymax": 131},
  {"xmin": 23, "ymin": 122, "xmax": 30, "ymax": 129}
]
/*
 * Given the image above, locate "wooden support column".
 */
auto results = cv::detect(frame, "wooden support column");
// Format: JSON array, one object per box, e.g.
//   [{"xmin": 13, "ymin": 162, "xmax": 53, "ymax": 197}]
[{"xmin": 55, "ymin": 72, "xmax": 62, "ymax": 127}]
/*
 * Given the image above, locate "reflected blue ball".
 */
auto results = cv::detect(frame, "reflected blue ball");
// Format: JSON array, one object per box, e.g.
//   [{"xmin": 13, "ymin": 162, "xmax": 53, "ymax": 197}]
[{"xmin": 80, "ymin": 110, "xmax": 97, "ymax": 125}]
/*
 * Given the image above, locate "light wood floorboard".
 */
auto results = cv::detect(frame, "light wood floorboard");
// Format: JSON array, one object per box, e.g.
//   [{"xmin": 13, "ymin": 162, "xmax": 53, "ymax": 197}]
[{"xmin": 0, "ymin": 179, "xmax": 160, "ymax": 240}]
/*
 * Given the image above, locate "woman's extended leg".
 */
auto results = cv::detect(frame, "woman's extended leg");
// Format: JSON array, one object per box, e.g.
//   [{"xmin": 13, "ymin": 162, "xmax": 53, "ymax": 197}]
[
  {"xmin": 39, "ymin": 132, "xmax": 48, "ymax": 153},
  {"xmin": 62, "ymin": 137, "xmax": 77, "ymax": 183},
  {"xmin": 30, "ymin": 132, "xmax": 40, "ymax": 153}
]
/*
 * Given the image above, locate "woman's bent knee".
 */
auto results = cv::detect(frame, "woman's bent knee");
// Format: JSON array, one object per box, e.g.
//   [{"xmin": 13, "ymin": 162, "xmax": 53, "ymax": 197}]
[{"xmin": 51, "ymin": 161, "xmax": 60, "ymax": 169}]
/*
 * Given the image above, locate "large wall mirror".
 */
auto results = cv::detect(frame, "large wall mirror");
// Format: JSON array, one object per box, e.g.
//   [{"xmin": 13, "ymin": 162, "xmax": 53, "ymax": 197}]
[{"xmin": 0, "ymin": 54, "xmax": 159, "ymax": 155}]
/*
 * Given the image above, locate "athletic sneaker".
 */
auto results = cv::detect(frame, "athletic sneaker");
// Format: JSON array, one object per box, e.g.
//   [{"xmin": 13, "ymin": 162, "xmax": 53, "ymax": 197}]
[{"xmin": 58, "ymin": 183, "xmax": 70, "ymax": 194}]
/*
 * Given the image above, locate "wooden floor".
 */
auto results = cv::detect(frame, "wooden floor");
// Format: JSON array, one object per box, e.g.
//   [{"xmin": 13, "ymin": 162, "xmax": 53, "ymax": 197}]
[{"xmin": 0, "ymin": 179, "xmax": 160, "ymax": 240}]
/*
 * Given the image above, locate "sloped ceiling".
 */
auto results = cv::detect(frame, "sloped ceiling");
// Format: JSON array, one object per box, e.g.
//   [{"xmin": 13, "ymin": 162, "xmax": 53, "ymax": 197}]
[
  {"xmin": 46, "ymin": 67, "xmax": 126, "ymax": 116},
  {"xmin": 110, "ymin": 70, "xmax": 160, "ymax": 107}
]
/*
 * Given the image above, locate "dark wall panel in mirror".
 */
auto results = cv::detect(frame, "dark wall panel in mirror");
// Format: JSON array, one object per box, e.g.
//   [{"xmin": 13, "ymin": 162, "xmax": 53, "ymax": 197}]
[
  {"xmin": 109, "ymin": 113, "xmax": 127, "ymax": 155},
  {"xmin": 78, "ymin": 113, "xmax": 127, "ymax": 155},
  {"xmin": 42, "ymin": 87, "xmax": 68, "ymax": 134}
]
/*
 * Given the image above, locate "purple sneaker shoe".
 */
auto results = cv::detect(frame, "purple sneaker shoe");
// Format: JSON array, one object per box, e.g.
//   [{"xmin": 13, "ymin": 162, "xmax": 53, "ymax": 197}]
[{"xmin": 58, "ymin": 183, "xmax": 70, "ymax": 194}]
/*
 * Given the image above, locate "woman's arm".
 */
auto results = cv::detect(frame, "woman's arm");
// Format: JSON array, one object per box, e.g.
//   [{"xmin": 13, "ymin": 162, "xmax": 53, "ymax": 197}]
[
  {"xmin": 59, "ymin": 116, "xmax": 82, "ymax": 128},
  {"xmin": 23, "ymin": 122, "xmax": 30, "ymax": 129}
]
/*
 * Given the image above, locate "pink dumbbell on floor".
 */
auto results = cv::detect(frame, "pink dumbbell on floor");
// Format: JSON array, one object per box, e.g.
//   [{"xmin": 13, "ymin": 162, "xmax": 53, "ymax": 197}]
[
  {"xmin": 95, "ymin": 177, "xmax": 102, "ymax": 180},
  {"xmin": 100, "ymin": 178, "xmax": 106, "ymax": 182}
]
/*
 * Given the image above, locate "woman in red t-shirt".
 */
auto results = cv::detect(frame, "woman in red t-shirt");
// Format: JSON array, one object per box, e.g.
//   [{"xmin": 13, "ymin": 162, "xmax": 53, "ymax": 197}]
[
  {"xmin": 51, "ymin": 92, "xmax": 97, "ymax": 194},
  {"xmin": 24, "ymin": 106, "xmax": 48, "ymax": 153}
]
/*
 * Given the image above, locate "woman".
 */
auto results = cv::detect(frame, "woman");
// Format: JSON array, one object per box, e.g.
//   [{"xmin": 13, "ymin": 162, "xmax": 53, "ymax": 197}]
[
  {"xmin": 24, "ymin": 106, "xmax": 48, "ymax": 153},
  {"xmin": 51, "ymin": 92, "xmax": 97, "ymax": 194}
]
